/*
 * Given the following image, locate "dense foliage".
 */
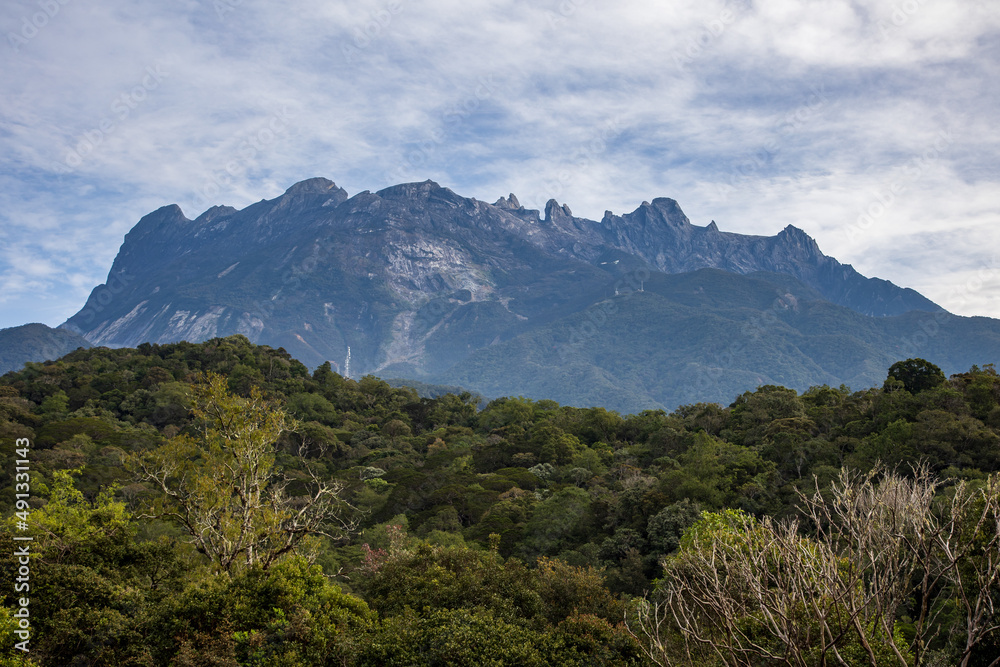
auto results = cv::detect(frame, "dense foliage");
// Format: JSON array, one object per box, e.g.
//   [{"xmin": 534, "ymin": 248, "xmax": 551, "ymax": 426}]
[{"xmin": 2, "ymin": 335, "xmax": 1000, "ymax": 665}]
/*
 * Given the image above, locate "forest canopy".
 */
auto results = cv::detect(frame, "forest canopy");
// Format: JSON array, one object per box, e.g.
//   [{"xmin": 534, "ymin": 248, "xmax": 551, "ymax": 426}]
[{"xmin": 3, "ymin": 335, "xmax": 1000, "ymax": 665}]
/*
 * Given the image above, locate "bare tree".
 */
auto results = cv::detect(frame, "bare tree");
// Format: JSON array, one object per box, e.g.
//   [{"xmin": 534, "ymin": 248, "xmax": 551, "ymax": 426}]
[
  {"xmin": 130, "ymin": 373, "xmax": 356, "ymax": 573},
  {"xmin": 800, "ymin": 467, "xmax": 1000, "ymax": 667},
  {"xmin": 629, "ymin": 467, "xmax": 1000, "ymax": 667}
]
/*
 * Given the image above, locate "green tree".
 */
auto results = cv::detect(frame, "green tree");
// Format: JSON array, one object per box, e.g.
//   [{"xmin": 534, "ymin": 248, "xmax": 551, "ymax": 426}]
[
  {"xmin": 359, "ymin": 607, "xmax": 553, "ymax": 666},
  {"xmin": 131, "ymin": 373, "xmax": 354, "ymax": 573},
  {"xmin": 162, "ymin": 556, "xmax": 372, "ymax": 666},
  {"xmin": 0, "ymin": 607, "xmax": 37, "ymax": 666},
  {"xmin": 38, "ymin": 390, "xmax": 69, "ymax": 417},
  {"xmin": 1, "ymin": 471, "xmax": 185, "ymax": 666},
  {"xmin": 885, "ymin": 358, "xmax": 946, "ymax": 394},
  {"xmin": 521, "ymin": 487, "xmax": 591, "ymax": 558},
  {"xmin": 646, "ymin": 499, "xmax": 702, "ymax": 555},
  {"xmin": 361, "ymin": 540, "xmax": 543, "ymax": 622}
]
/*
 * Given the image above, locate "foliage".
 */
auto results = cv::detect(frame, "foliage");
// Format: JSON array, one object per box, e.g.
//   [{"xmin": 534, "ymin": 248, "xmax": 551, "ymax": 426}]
[
  {"xmin": 129, "ymin": 372, "xmax": 353, "ymax": 573},
  {"xmin": 630, "ymin": 468, "xmax": 1000, "ymax": 667},
  {"xmin": 885, "ymin": 357, "xmax": 947, "ymax": 394},
  {"xmin": 360, "ymin": 539, "xmax": 543, "ymax": 622},
  {"xmin": 0, "ymin": 473, "xmax": 185, "ymax": 666},
  {"xmin": 163, "ymin": 556, "xmax": 373, "ymax": 666},
  {"xmin": 3, "ymin": 338, "xmax": 1000, "ymax": 664}
]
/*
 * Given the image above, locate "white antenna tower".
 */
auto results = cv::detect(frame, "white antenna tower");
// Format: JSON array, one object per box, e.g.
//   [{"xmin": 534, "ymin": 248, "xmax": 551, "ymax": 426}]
[{"xmin": 344, "ymin": 346, "xmax": 351, "ymax": 379}]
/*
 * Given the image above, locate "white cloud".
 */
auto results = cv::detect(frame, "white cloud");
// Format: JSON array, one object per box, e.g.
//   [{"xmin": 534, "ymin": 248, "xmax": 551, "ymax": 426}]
[{"xmin": 1, "ymin": 0, "xmax": 999, "ymax": 328}]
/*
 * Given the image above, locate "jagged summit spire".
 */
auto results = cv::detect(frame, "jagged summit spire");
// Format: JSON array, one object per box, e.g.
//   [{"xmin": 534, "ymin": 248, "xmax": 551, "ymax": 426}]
[
  {"xmin": 777, "ymin": 224, "xmax": 822, "ymax": 255},
  {"xmin": 194, "ymin": 205, "xmax": 238, "ymax": 224},
  {"xmin": 544, "ymin": 199, "xmax": 573, "ymax": 221},
  {"xmin": 494, "ymin": 193, "xmax": 521, "ymax": 210}
]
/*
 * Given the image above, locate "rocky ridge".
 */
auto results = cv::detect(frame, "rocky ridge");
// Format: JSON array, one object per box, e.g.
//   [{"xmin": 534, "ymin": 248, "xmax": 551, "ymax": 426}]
[{"xmin": 56, "ymin": 177, "xmax": 975, "ymax": 411}]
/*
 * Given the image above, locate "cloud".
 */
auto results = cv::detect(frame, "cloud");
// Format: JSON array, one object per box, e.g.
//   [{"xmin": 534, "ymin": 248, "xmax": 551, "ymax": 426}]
[{"xmin": 1, "ymin": 0, "xmax": 999, "ymax": 328}]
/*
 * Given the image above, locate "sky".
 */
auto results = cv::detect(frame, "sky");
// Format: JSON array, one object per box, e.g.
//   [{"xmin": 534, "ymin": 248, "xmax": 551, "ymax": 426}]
[{"xmin": 1, "ymin": 0, "xmax": 999, "ymax": 330}]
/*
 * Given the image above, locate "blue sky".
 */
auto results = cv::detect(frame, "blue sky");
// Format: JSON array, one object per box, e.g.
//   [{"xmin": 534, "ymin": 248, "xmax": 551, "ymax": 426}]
[{"xmin": 1, "ymin": 0, "xmax": 999, "ymax": 330}]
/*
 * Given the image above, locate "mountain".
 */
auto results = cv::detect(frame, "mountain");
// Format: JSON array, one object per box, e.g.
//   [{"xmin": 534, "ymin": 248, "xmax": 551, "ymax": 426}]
[
  {"xmin": 581, "ymin": 198, "xmax": 938, "ymax": 317},
  {"xmin": 0, "ymin": 323, "xmax": 93, "ymax": 375},
  {"xmin": 59, "ymin": 177, "xmax": 996, "ymax": 412},
  {"xmin": 436, "ymin": 268, "xmax": 1000, "ymax": 412}
]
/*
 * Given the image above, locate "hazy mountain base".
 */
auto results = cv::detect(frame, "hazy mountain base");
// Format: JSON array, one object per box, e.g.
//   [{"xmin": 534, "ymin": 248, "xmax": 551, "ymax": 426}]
[
  {"xmin": 432, "ymin": 269, "xmax": 1000, "ymax": 412},
  {"xmin": 10, "ymin": 265, "xmax": 999, "ymax": 414}
]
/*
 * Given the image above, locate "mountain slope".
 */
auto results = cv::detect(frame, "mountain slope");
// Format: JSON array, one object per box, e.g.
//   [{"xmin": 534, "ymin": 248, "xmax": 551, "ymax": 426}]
[
  {"xmin": 0, "ymin": 323, "xmax": 93, "ymax": 375},
  {"xmin": 436, "ymin": 268, "xmax": 995, "ymax": 412},
  {"xmin": 57, "ymin": 177, "xmax": 990, "ymax": 412}
]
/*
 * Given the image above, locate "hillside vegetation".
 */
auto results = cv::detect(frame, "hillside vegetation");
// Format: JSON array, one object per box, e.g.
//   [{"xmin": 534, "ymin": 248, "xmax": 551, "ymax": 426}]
[{"xmin": 3, "ymin": 335, "xmax": 1000, "ymax": 665}]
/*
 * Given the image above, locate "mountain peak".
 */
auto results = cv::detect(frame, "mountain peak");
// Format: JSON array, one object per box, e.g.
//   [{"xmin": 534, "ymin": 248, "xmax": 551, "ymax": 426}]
[
  {"xmin": 57, "ymin": 177, "xmax": 969, "ymax": 413},
  {"xmin": 544, "ymin": 199, "xmax": 573, "ymax": 221},
  {"xmin": 282, "ymin": 177, "xmax": 343, "ymax": 196},
  {"xmin": 629, "ymin": 197, "xmax": 690, "ymax": 227},
  {"xmin": 128, "ymin": 204, "xmax": 190, "ymax": 237},
  {"xmin": 156, "ymin": 203, "xmax": 186, "ymax": 217},
  {"xmin": 650, "ymin": 196, "xmax": 682, "ymax": 211},
  {"xmin": 777, "ymin": 224, "xmax": 821, "ymax": 253},
  {"xmin": 194, "ymin": 205, "xmax": 238, "ymax": 224},
  {"xmin": 376, "ymin": 179, "xmax": 451, "ymax": 200},
  {"xmin": 0, "ymin": 323, "xmax": 92, "ymax": 374},
  {"xmin": 67, "ymin": 177, "xmax": 947, "ymax": 369},
  {"xmin": 494, "ymin": 193, "xmax": 521, "ymax": 210}
]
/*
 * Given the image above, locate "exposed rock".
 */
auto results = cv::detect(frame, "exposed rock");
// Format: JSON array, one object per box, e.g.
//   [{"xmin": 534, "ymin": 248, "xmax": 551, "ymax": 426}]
[
  {"xmin": 493, "ymin": 193, "xmax": 521, "ymax": 210},
  {"xmin": 61, "ymin": 177, "xmax": 948, "ymax": 403}
]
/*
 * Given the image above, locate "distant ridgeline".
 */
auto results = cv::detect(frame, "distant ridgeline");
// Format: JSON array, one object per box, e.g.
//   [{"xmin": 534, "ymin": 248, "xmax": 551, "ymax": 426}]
[
  {"xmin": 2, "ymin": 337, "xmax": 1000, "ymax": 664},
  {"xmin": 0, "ymin": 322, "xmax": 91, "ymax": 375},
  {"xmin": 46, "ymin": 176, "xmax": 1000, "ymax": 413}
]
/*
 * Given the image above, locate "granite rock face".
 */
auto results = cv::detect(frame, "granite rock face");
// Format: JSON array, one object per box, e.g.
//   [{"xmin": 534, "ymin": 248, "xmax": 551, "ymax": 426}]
[{"xmin": 58, "ymin": 177, "xmax": 972, "ymax": 410}]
